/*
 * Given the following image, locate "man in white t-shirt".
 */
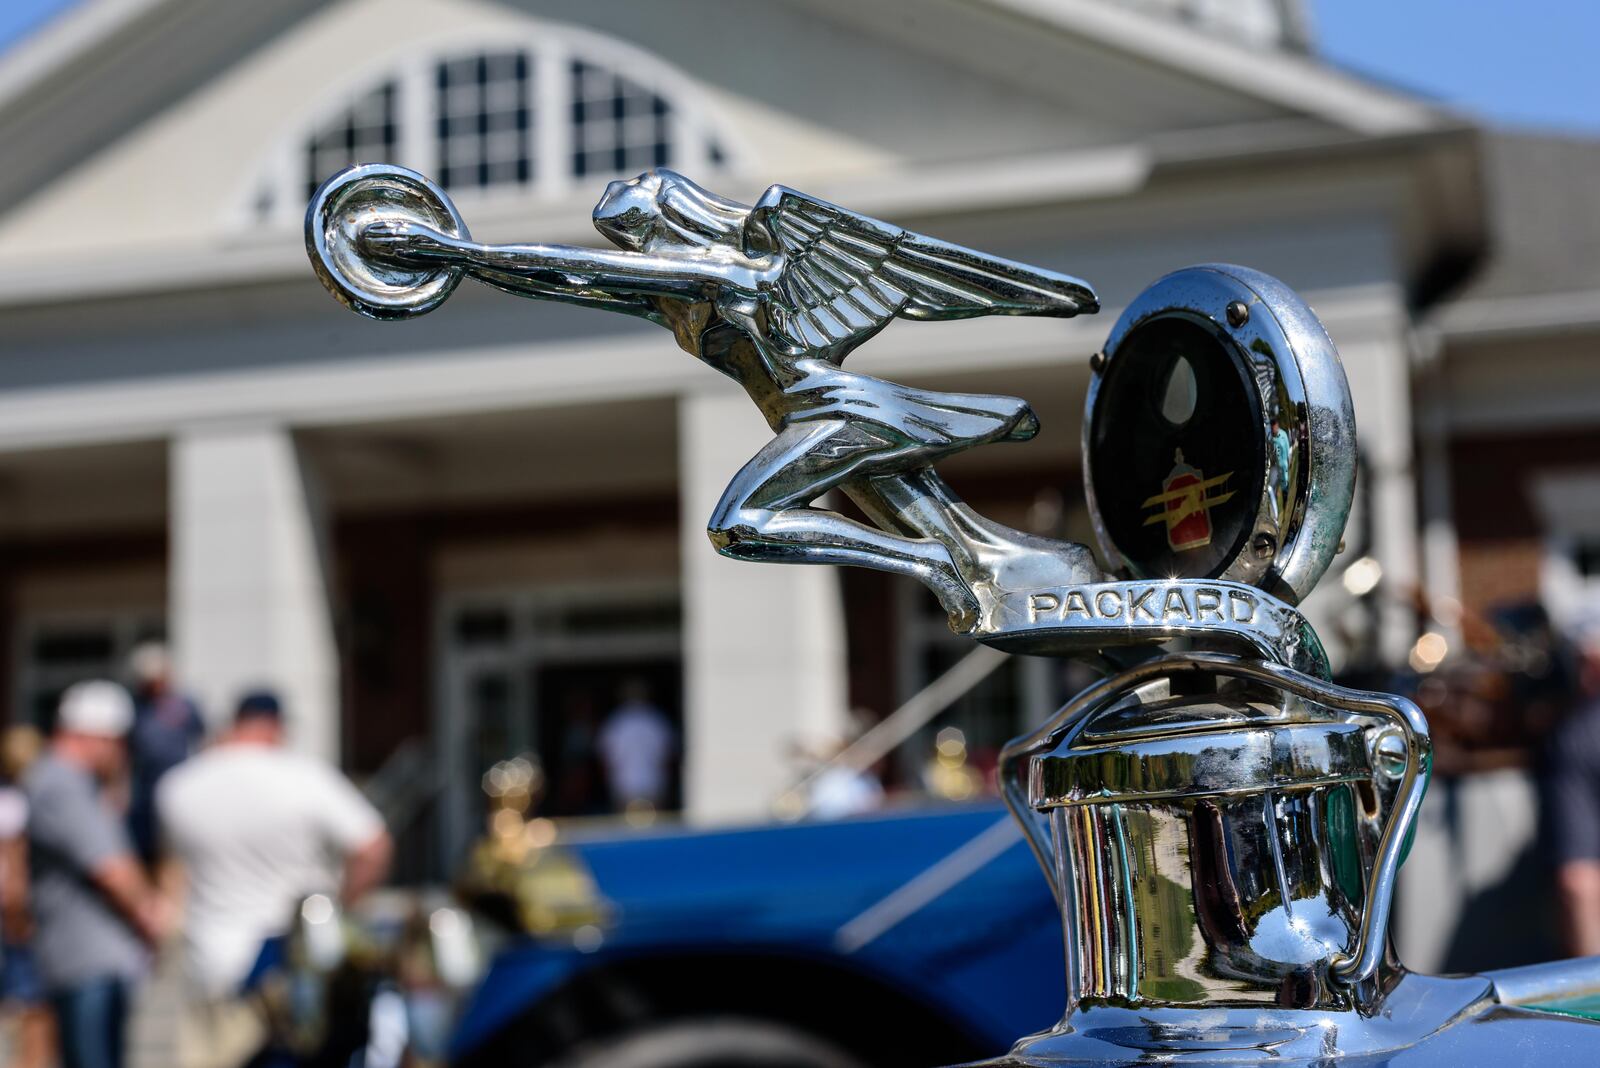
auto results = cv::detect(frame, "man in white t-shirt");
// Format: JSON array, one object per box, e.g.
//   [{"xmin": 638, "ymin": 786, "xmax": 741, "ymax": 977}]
[
  {"xmin": 156, "ymin": 691, "xmax": 391, "ymax": 998},
  {"xmin": 597, "ymin": 680, "xmax": 676, "ymax": 812}
]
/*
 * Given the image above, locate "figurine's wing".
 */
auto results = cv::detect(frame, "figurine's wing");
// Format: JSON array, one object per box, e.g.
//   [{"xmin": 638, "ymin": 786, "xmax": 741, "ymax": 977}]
[{"xmin": 744, "ymin": 185, "xmax": 1098, "ymax": 361}]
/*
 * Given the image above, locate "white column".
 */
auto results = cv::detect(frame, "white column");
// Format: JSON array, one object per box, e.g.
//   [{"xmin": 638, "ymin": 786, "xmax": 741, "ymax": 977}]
[
  {"xmin": 170, "ymin": 424, "xmax": 339, "ymax": 761},
  {"xmin": 1414, "ymin": 333, "xmax": 1463, "ymax": 644},
  {"xmin": 679, "ymin": 389, "xmax": 849, "ymax": 823},
  {"xmin": 1339, "ymin": 331, "xmax": 1421, "ymax": 665}
]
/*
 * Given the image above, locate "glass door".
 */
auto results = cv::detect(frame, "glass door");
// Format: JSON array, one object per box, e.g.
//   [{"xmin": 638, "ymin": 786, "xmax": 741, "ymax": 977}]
[{"xmin": 436, "ymin": 583, "xmax": 680, "ymax": 867}]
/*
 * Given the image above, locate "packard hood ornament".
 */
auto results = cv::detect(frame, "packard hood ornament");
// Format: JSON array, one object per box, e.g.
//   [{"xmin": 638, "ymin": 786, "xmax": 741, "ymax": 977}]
[
  {"xmin": 308, "ymin": 165, "xmax": 1600, "ymax": 1065},
  {"xmin": 308, "ymin": 164, "xmax": 1324, "ymax": 673}
]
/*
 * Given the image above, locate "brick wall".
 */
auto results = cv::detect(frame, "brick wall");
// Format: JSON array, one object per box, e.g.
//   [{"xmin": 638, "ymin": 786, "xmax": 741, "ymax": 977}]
[{"xmin": 1450, "ymin": 428, "xmax": 1600, "ymax": 618}]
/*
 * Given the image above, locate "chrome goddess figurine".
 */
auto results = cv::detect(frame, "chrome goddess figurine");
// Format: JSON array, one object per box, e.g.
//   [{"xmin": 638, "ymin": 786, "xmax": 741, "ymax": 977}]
[
  {"xmin": 309, "ymin": 165, "xmax": 1600, "ymax": 1065},
  {"xmin": 312, "ymin": 164, "xmax": 1103, "ymax": 638},
  {"xmin": 308, "ymin": 164, "xmax": 1322, "ymax": 672}
]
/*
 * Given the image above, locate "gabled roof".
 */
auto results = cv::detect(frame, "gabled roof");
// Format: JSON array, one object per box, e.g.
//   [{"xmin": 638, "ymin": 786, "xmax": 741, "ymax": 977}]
[
  {"xmin": 0, "ymin": 0, "xmax": 162, "ymax": 107},
  {"xmin": 0, "ymin": 0, "xmax": 1481, "ymax": 309},
  {"xmin": 0, "ymin": 0, "xmax": 323, "ymax": 209},
  {"xmin": 0, "ymin": 0, "xmax": 1455, "ymax": 213}
]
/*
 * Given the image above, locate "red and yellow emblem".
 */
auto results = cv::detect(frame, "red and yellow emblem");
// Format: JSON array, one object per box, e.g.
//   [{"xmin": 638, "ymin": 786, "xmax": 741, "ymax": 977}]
[{"xmin": 1142, "ymin": 450, "xmax": 1234, "ymax": 552}]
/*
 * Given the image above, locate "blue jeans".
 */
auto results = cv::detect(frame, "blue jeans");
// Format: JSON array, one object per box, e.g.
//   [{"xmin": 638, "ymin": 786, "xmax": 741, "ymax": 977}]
[{"xmin": 51, "ymin": 976, "xmax": 129, "ymax": 1068}]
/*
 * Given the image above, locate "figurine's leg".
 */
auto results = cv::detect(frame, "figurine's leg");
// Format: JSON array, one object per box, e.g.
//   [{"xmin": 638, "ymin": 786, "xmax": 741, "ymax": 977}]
[{"xmin": 706, "ymin": 421, "xmax": 979, "ymax": 629}]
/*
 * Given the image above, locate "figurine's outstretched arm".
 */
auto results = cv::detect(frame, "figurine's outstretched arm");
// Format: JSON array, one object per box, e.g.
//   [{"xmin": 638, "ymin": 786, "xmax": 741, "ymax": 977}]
[
  {"xmin": 361, "ymin": 219, "xmax": 749, "ymax": 303},
  {"xmin": 467, "ymin": 267, "xmax": 664, "ymax": 322}
]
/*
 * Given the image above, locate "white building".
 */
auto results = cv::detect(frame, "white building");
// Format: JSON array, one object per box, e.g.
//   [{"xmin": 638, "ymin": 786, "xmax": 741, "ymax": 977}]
[{"xmin": 7, "ymin": 0, "xmax": 1595, "ymax": 953}]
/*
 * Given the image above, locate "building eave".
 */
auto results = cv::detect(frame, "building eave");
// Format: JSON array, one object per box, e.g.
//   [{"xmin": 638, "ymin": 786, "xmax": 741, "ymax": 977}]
[
  {"xmin": 0, "ymin": 119, "xmax": 1481, "ymax": 310},
  {"xmin": 0, "ymin": 0, "xmax": 1463, "ymax": 224},
  {"xmin": 7, "ymin": 0, "xmax": 1452, "ymax": 140},
  {"xmin": 1431, "ymin": 289, "xmax": 1600, "ymax": 343},
  {"xmin": 0, "ymin": 143, "xmax": 1157, "ymax": 308}
]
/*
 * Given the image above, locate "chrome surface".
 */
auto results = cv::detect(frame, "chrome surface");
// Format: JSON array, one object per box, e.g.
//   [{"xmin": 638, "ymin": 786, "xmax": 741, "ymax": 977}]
[
  {"xmin": 1001, "ymin": 653, "xmax": 1427, "ymax": 1005},
  {"xmin": 306, "ymin": 165, "xmax": 466, "ymax": 320},
  {"xmin": 1035, "ymin": 717, "xmax": 1374, "ymax": 802},
  {"xmin": 967, "ymin": 973, "xmax": 1600, "ymax": 1066},
  {"xmin": 1487, "ymin": 954, "xmax": 1600, "ymax": 1007},
  {"xmin": 305, "ymin": 167, "xmax": 1600, "ymax": 1064},
  {"xmin": 979, "ymin": 576, "xmax": 1327, "ymax": 675},
  {"xmin": 980, "ymin": 646, "xmax": 1600, "ymax": 1064}
]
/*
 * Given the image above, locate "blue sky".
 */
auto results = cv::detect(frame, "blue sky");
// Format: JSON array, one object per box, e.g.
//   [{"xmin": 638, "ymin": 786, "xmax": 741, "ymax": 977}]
[
  {"xmin": 1313, "ymin": 0, "xmax": 1600, "ymax": 134},
  {"xmin": 0, "ymin": 0, "xmax": 72, "ymax": 52},
  {"xmin": 1, "ymin": 0, "xmax": 1596, "ymax": 135}
]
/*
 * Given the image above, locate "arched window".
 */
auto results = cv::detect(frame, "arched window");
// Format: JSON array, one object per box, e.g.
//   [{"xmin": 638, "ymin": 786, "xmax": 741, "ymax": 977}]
[
  {"xmin": 246, "ymin": 28, "xmax": 736, "ymax": 227},
  {"xmin": 303, "ymin": 81, "xmax": 399, "ymax": 201},
  {"xmin": 569, "ymin": 60, "xmax": 672, "ymax": 178},
  {"xmin": 435, "ymin": 52, "xmax": 532, "ymax": 191}
]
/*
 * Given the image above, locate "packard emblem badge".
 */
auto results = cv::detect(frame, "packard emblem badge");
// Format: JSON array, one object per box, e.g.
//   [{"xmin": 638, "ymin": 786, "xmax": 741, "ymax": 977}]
[{"xmin": 1142, "ymin": 449, "xmax": 1234, "ymax": 552}]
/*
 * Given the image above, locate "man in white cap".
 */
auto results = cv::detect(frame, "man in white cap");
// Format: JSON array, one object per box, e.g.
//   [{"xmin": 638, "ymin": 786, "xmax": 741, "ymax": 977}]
[{"xmin": 25, "ymin": 680, "xmax": 167, "ymax": 1068}]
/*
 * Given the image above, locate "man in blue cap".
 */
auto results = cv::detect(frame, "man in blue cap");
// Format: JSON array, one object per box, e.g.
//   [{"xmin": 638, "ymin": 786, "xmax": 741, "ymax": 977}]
[{"xmin": 157, "ymin": 689, "xmax": 391, "ymax": 1006}]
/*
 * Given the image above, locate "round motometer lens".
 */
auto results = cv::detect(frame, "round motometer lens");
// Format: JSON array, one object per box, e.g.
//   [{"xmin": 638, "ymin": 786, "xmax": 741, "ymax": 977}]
[{"xmin": 1083, "ymin": 265, "xmax": 1355, "ymax": 605}]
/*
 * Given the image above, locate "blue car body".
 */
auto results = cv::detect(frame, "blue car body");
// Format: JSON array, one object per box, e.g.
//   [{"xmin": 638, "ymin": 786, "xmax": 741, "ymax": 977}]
[{"xmin": 451, "ymin": 801, "xmax": 1063, "ymax": 1063}]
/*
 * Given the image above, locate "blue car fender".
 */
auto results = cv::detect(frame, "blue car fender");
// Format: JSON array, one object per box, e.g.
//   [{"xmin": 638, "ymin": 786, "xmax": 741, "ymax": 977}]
[{"xmin": 451, "ymin": 803, "xmax": 1063, "ymax": 1058}]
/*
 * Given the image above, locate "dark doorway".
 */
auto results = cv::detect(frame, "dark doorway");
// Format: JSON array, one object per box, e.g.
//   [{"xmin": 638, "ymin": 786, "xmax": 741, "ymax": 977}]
[{"xmin": 534, "ymin": 659, "xmax": 682, "ymax": 817}]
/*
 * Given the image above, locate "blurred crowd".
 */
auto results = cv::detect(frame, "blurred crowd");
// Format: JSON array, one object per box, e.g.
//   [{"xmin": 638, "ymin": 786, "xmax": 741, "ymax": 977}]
[
  {"xmin": 0, "ymin": 655, "xmax": 690, "ymax": 1068},
  {"xmin": 0, "ymin": 645, "xmax": 394, "ymax": 1068},
  {"xmin": 13, "ymin": 596, "xmax": 1600, "ymax": 1067},
  {"xmin": 1334, "ymin": 595, "xmax": 1600, "ymax": 965},
  {"xmin": 1539, "ymin": 630, "xmax": 1600, "ymax": 960}
]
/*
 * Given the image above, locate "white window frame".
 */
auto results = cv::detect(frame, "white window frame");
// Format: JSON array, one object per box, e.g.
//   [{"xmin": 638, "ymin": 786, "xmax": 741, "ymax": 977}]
[
  {"xmin": 890, "ymin": 580, "xmax": 1056, "ymax": 782},
  {"xmin": 14, "ymin": 608, "xmax": 165, "ymax": 727},
  {"xmin": 433, "ymin": 51, "xmax": 535, "ymax": 193},
  {"xmin": 236, "ymin": 22, "xmax": 742, "ymax": 231},
  {"xmin": 1533, "ymin": 469, "xmax": 1600, "ymax": 632}
]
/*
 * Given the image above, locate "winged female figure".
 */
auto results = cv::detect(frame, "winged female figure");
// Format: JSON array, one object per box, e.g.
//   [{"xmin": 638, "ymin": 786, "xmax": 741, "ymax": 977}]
[{"xmin": 325, "ymin": 166, "xmax": 1100, "ymax": 631}]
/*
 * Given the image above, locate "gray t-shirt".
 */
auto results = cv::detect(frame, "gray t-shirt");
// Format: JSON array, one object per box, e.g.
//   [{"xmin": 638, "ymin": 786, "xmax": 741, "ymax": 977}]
[{"xmin": 24, "ymin": 753, "xmax": 145, "ymax": 990}]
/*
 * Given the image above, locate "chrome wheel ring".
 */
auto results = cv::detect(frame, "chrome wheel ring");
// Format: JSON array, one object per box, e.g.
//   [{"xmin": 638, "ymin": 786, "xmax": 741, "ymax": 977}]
[{"xmin": 305, "ymin": 163, "xmax": 467, "ymax": 321}]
